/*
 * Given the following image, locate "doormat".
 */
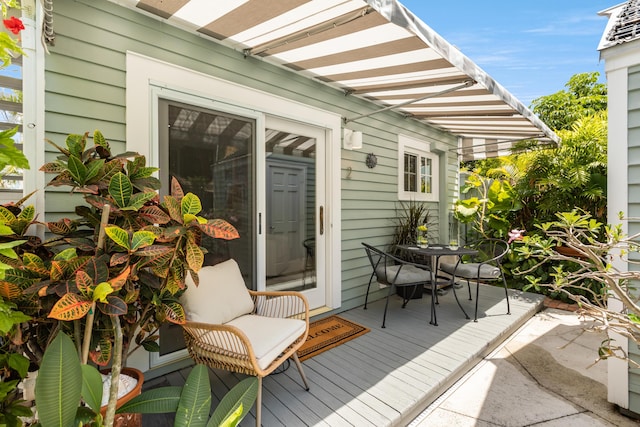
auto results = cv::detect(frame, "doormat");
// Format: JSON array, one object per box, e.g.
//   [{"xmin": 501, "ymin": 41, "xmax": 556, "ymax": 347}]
[{"xmin": 297, "ymin": 315, "xmax": 370, "ymax": 362}]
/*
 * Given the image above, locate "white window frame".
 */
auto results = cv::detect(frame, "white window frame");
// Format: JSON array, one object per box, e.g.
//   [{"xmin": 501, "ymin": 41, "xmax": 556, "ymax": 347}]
[{"xmin": 398, "ymin": 134, "xmax": 439, "ymax": 202}]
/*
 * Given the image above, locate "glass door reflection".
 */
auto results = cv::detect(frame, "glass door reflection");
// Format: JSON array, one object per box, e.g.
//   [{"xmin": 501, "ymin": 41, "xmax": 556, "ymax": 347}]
[{"xmin": 265, "ymin": 128, "xmax": 316, "ymax": 291}]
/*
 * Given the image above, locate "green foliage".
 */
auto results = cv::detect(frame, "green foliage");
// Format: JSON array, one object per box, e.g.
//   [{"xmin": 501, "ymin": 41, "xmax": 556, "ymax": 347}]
[
  {"xmin": 34, "ymin": 332, "xmax": 105, "ymax": 427},
  {"xmin": 21, "ymin": 130, "xmax": 238, "ymax": 367},
  {"xmin": 0, "ymin": 1, "xmax": 23, "ymax": 69},
  {"xmin": 389, "ymin": 200, "xmax": 436, "ymax": 249},
  {"xmin": 35, "ymin": 332, "xmax": 84, "ymax": 427},
  {"xmin": 513, "ymin": 113, "xmax": 607, "ymax": 226},
  {"xmin": 453, "ymin": 170, "xmax": 521, "ymax": 239},
  {"xmin": 117, "ymin": 364, "xmax": 258, "ymax": 427},
  {"xmin": 530, "ymin": 72, "xmax": 607, "ymax": 131},
  {"xmin": 454, "ymin": 72, "xmax": 609, "ymax": 304},
  {"xmin": 512, "ymin": 210, "xmax": 640, "ymax": 362},
  {"xmin": 0, "ymin": 296, "xmax": 28, "ymax": 334},
  {"xmin": 0, "ymin": 296, "xmax": 31, "ymax": 426},
  {"xmin": 1, "ymin": 130, "xmax": 240, "ymax": 426},
  {"xmin": 0, "ymin": 127, "xmax": 28, "ymax": 173},
  {"xmin": 0, "ymin": 3, "xmax": 29, "ymax": 183}
]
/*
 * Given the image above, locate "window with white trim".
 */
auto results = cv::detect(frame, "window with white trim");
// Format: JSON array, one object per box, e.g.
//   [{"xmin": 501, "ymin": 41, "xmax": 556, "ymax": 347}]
[{"xmin": 398, "ymin": 135, "xmax": 438, "ymax": 202}]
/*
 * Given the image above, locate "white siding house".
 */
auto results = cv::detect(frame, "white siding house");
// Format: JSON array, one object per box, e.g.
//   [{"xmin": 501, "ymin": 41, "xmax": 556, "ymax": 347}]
[{"xmin": 600, "ymin": 0, "xmax": 640, "ymax": 416}]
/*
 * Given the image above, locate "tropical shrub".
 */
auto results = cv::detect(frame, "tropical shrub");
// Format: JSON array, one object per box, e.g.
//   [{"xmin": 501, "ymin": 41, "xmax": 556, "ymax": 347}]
[
  {"xmin": 118, "ymin": 364, "xmax": 259, "ymax": 426},
  {"xmin": 530, "ymin": 71, "xmax": 607, "ymax": 132},
  {"xmin": 0, "ymin": 130, "xmax": 239, "ymax": 425},
  {"xmin": 516, "ymin": 210, "xmax": 635, "ymax": 362},
  {"xmin": 453, "ymin": 169, "xmax": 522, "ymax": 239},
  {"xmin": 390, "ymin": 200, "xmax": 436, "ymax": 249},
  {"xmin": 33, "ymin": 332, "xmax": 258, "ymax": 427}
]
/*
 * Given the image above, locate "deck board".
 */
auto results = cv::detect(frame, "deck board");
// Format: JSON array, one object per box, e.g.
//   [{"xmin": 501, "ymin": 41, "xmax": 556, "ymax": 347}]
[{"xmin": 141, "ymin": 284, "xmax": 543, "ymax": 426}]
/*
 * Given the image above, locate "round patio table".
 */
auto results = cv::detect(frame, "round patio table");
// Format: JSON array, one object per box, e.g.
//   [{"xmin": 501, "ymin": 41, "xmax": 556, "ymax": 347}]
[{"xmin": 396, "ymin": 244, "xmax": 477, "ymax": 326}]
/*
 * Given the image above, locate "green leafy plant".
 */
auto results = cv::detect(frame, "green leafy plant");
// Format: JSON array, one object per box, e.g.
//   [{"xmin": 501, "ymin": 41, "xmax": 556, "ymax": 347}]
[
  {"xmin": 117, "ymin": 364, "xmax": 259, "ymax": 427},
  {"xmin": 453, "ymin": 169, "xmax": 522, "ymax": 239},
  {"xmin": 390, "ymin": 200, "xmax": 436, "ymax": 249},
  {"xmin": 0, "ymin": 296, "xmax": 32, "ymax": 427},
  {"xmin": 2, "ymin": 130, "xmax": 239, "ymax": 426},
  {"xmin": 34, "ymin": 332, "xmax": 105, "ymax": 427}
]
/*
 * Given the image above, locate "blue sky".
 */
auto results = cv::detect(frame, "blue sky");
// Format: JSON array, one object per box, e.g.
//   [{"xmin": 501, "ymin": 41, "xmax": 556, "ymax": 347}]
[{"xmin": 399, "ymin": 0, "xmax": 614, "ymax": 107}]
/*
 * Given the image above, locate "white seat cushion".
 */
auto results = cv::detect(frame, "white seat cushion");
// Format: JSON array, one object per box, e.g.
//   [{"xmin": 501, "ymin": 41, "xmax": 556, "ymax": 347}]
[
  {"xmin": 181, "ymin": 259, "xmax": 255, "ymax": 324},
  {"xmin": 226, "ymin": 315, "xmax": 306, "ymax": 370},
  {"xmin": 375, "ymin": 264, "xmax": 430, "ymax": 285},
  {"xmin": 440, "ymin": 262, "xmax": 501, "ymax": 279}
]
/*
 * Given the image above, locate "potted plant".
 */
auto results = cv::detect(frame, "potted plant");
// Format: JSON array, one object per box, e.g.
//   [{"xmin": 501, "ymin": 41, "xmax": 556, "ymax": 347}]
[
  {"xmin": 2, "ymin": 130, "xmax": 239, "ymax": 426},
  {"xmin": 117, "ymin": 364, "xmax": 258, "ymax": 426},
  {"xmin": 390, "ymin": 200, "xmax": 435, "ymax": 299}
]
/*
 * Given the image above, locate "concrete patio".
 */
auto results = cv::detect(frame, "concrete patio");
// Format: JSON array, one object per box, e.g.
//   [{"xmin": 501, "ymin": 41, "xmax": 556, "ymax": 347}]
[{"xmin": 410, "ymin": 306, "xmax": 639, "ymax": 426}]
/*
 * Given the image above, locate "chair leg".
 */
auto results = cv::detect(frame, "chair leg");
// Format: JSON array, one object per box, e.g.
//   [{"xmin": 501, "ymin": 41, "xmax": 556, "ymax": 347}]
[
  {"xmin": 501, "ymin": 275, "xmax": 511, "ymax": 315},
  {"xmin": 291, "ymin": 353, "xmax": 310, "ymax": 391},
  {"xmin": 429, "ymin": 277, "xmax": 438, "ymax": 326},
  {"xmin": 451, "ymin": 277, "xmax": 470, "ymax": 320},
  {"xmin": 364, "ymin": 274, "xmax": 375, "ymax": 310},
  {"xmin": 381, "ymin": 282, "xmax": 395, "ymax": 328},
  {"xmin": 256, "ymin": 376, "xmax": 262, "ymax": 427},
  {"xmin": 474, "ymin": 278, "xmax": 480, "ymax": 322},
  {"xmin": 466, "ymin": 279, "xmax": 472, "ymax": 300}
]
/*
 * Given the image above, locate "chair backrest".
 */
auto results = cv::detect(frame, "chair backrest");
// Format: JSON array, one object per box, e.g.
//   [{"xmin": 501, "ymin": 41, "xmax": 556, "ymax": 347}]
[
  {"xmin": 181, "ymin": 259, "xmax": 255, "ymax": 324},
  {"xmin": 303, "ymin": 238, "xmax": 315, "ymax": 257},
  {"xmin": 362, "ymin": 242, "xmax": 389, "ymax": 283},
  {"xmin": 469, "ymin": 238, "xmax": 509, "ymax": 266},
  {"xmin": 362, "ymin": 242, "xmax": 417, "ymax": 285}
]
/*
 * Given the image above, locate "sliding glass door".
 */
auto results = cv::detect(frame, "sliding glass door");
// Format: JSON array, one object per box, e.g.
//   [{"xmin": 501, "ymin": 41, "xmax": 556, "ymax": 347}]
[
  {"xmin": 151, "ymin": 99, "xmax": 327, "ymax": 367},
  {"xmin": 264, "ymin": 116, "xmax": 325, "ymax": 309}
]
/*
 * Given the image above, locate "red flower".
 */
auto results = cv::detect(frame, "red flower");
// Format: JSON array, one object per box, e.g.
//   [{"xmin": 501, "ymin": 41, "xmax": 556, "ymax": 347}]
[{"xmin": 3, "ymin": 16, "xmax": 24, "ymax": 35}]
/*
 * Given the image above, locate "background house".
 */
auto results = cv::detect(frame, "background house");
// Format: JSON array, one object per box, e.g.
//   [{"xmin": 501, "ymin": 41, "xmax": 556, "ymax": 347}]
[
  {"xmin": 599, "ymin": 0, "xmax": 640, "ymax": 417},
  {"xmin": 2, "ymin": 0, "xmax": 556, "ymax": 376}
]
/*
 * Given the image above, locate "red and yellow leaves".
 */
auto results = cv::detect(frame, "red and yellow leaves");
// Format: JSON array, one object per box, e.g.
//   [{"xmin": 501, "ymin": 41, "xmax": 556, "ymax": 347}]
[
  {"xmin": 185, "ymin": 238, "xmax": 203, "ymax": 273},
  {"xmin": 109, "ymin": 267, "xmax": 130, "ymax": 291},
  {"xmin": 198, "ymin": 219, "xmax": 239, "ymax": 240},
  {"xmin": 138, "ymin": 205, "xmax": 170, "ymax": 225},
  {"xmin": 48, "ymin": 293, "xmax": 92, "ymax": 321}
]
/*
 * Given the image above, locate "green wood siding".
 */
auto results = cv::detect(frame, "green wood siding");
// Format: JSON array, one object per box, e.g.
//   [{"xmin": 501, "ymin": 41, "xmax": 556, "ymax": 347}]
[
  {"xmin": 628, "ymin": 64, "xmax": 640, "ymax": 413},
  {"xmin": 45, "ymin": 0, "xmax": 458, "ymax": 311}
]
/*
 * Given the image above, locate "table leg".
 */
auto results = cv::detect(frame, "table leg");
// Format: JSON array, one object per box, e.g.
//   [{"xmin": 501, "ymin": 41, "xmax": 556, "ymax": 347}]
[{"xmin": 429, "ymin": 255, "xmax": 437, "ymax": 326}]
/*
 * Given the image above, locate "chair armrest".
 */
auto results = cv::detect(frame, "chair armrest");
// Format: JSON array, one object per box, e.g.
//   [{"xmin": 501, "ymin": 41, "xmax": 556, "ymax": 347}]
[
  {"xmin": 249, "ymin": 290, "xmax": 309, "ymax": 321},
  {"xmin": 390, "ymin": 252, "xmax": 433, "ymax": 272},
  {"xmin": 182, "ymin": 321, "xmax": 256, "ymax": 360},
  {"xmin": 467, "ymin": 239, "xmax": 509, "ymax": 266}
]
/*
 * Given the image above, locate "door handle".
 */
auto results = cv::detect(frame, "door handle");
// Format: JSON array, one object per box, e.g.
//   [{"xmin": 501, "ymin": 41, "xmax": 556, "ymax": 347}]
[{"xmin": 320, "ymin": 206, "xmax": 324, "ymax": 235}]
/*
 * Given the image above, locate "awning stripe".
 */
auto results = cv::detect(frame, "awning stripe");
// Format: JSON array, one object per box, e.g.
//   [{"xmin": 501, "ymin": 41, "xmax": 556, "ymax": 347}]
[{"xmin": 291, "ymin": 37, "xmax": 425, "ymax": 70}]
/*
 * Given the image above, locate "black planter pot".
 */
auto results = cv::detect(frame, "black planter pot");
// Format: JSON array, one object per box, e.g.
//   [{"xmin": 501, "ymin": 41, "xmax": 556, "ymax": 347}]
[{"xmin": 396, "ymin": 284, "xmax": 423, "ymax": 299}]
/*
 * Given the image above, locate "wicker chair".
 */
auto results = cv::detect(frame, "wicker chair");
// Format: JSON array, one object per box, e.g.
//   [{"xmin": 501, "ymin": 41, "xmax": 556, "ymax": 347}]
[{"xmin": 179, "ymin": 259, "xmax": 310, "ymax": 427}]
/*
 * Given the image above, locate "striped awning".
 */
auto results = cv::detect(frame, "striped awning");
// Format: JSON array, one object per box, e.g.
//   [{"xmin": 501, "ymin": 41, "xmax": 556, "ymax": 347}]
[{"xmin": 113, "ymin": 0, "xmax": 559, "ymax": 160}]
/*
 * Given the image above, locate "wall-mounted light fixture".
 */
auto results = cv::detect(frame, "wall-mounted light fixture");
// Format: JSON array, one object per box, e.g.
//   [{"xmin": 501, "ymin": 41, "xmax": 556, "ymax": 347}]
[{"xmin": 343, "ymin": 128, "xmax": 363, "ymax": 150}]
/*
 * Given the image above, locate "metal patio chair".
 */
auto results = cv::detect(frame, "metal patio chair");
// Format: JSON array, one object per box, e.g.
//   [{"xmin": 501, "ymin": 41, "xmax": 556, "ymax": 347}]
[
  {"xmin": 439, "ymin": 238, "xmax": 511, "ymax": 321},
  {"xmin": 362, "ymin": 242, "xmax": 434, "ymax": 328}
]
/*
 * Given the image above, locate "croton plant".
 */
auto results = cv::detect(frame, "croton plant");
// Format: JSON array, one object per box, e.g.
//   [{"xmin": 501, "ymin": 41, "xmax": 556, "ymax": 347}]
[{"xmin": 3, "ymin": 130, "xmax": 239, "ymax": 371}]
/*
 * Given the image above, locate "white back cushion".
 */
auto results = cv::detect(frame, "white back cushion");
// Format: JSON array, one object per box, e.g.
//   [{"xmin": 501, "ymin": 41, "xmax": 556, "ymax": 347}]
[{"xmin": 181, "ymin": 259, "xmax": 255, "ymax": 324}]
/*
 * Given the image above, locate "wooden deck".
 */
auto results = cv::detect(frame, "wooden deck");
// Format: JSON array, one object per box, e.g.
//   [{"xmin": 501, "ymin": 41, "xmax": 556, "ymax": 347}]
[{"xmin": 141, "ymin": 284, "xmax": 544, "ymax": 426}]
